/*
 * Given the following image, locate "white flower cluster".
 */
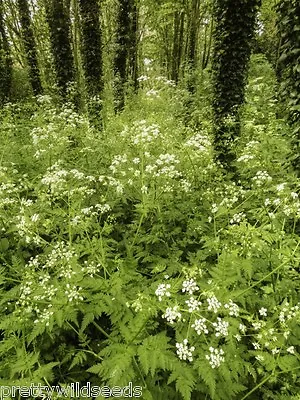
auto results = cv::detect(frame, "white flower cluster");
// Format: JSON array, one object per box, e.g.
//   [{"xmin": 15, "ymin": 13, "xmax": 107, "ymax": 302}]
[
  {"xmin": 17, "ymin": 280, "xmax": 34, "ymax": 308},
  {"xmin": 211, "ymin": 203, "xmax": 218, "ymax": 214},
  {"xmin": 230, "ymin": 212, "xmax": 246, "ymax": 225},
  {"xmin": 205, "ymin": 347, "xmax": 225, "ymax": 368},
  {"xmin": 252, "ymin": 170, "xmax": 272, "ymax": 187},
  {"xmin": 109, "ymin": 154, "xmax": 128, "ymax": 173},
  {"xmin": 41, "ymin": 162, "xmax": 96, "ymax": 197},
  {"xmin": 34, "ymin": 306, "xmax": 54, "ymax": 326},
  {"xmin": 146, "ymin": 89, "xmax": 160, "ymax": 98},
  {"xmin": 132, "ymin": 121, "xmax": 160, "ymax": 145},
  {"xmin": 252, "ymin": 320, "xmax": 266, "ymax": 331},
  {"xmin": 287, "ymin": 346, "xmax": 295, "ymax": 354},
  {"xmin": 224, "ymin": 300, "xmax": 240, "ymax": 317},
  {"xmin": 102, "ymin": 176, "xmax": 124, "ymax": 195},
  {"xmin": 212, "ymin": 317, "xmax": 229, "ymax": 337},
  {"xmin": 65, "ymin": 284, "xmax": 84, "ymax": 302},
  {"xmin": 182, "ymin": 278, "xmax": 199, "ymax": 295},
  {"xmin": 46, "ymin": 241, "xmax": 77, "ymax": 269},
  {"xmin": 137, "ymin": 75, "xmax": 149, "ymax": 82},
  {"xmin": 155, "ymin": 283, "xmax": 171, "ymax": 301},
  {"xmin": 185, "ymin": 296, "xmax": 202, "ymax": 313},
  {"xmin": 279, "ymin": 303, "xmax": 300, "ymax": 324},
  {"xmin": 276, "ymin": 183, "xmax": 286, "ymax": 192},
  {"xmin": 192, "ymin": 318, "xmax": 209, "ymax": 335},
  {"xmin": 31, "ymin": 125, "xmax": 69, "ymax": 159},
  {"xmin": 236, "ymin": 154, "xmax": 255, "ymax": 162},
  {"xmin": 155, "ymin": 76, "xmax": 176, "ymax": 86},
  {"xmin": 184, "ymin": 133, "xmax": 211, "ymax": 153},
  {"xmin": 82, "ymin": 260, "xmax": 101, "ymax": 277},
  {"xmin": 145, "ymin": 153, "xmax": 181, "ymax": 179},
  {"xmin": 207, "ymin": 295, "xmax": 222, "ymax": 313},
  {"xmin": 176, "ymin": 339, "xmax": 195, "ymax": 362},
  {"xmin": 258, "ymin": 307, "xmax": 268, "ymax": 317},
  {"xmin": 163, "ymin": 305, "xmax": 182, "ymax": 324}
]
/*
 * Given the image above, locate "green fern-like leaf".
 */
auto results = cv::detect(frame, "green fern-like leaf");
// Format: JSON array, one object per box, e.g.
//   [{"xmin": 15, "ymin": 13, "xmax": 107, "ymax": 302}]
[
  {"xmin": 137, "ymin": 332, "xmax": 177, "ymax": 377},
  {"xmin": 168, "ymin": 363, "xmax": 196, "ymax": 400},
  {"xmin": 69, "ymin": 350, "xmax": 87, "ymax": 370}
]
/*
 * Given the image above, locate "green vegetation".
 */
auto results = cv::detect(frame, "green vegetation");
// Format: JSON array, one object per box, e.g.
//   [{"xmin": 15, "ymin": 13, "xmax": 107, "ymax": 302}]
[{"xmin": 0, "ymin": 0, "xmax": 299, "ymax": 399}]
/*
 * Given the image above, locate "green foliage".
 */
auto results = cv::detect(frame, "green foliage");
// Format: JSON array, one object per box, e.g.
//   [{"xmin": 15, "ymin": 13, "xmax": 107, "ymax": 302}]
[{"xmin": 0, "ymin": 35, "xmax": 300, "ymax": 400}]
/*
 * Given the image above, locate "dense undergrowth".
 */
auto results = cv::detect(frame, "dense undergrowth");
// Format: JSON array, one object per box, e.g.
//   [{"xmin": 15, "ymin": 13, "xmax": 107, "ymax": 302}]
[{"xmin": 0, "ymin": 55, "xmax": 300, "ymax": 399}]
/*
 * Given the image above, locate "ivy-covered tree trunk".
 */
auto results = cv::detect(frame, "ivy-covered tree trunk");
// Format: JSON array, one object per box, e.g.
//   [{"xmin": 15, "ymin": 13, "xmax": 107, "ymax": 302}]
[
  {"xmin": 276, "ymin": 0, "xmax": 300, "ymax": 172},
  {"xmin": 114, "ymin": 0, "xmax": 138, "ymax": 112},
  {"xmin": 45, "ymin": 0, "xmax": 75, "ymax": 97},
  {"xmin": 186, "ymin": 0, "xmax": 200, "ymax": 93},
  {"xmin": 187, "ymin": 0, "xmax": 200, "ymax": 68},
  {"xmin": 202, "ymin": 18, "xmax": 213, "ymax": 70},
  {"xmin": 171, "ymin": 7, "xmax": 185, "ymax": 84},
  {"xmin": 78, "ymin": 0, "xmax": 103, "ymax": 97},
  {"xmin": 128, "ymin": 2, "xmax": 138, "ymax": 93},
  {"xmin": 212, "ymin": 0, "xmax": 261, "ymax": 168},
  {"xmin": 0, "ymin": 0, "xmax": 12, "ymax": 104},
  {"xmin": 17, "ymin": 0, "xmax": 42, "ymax": 95}
]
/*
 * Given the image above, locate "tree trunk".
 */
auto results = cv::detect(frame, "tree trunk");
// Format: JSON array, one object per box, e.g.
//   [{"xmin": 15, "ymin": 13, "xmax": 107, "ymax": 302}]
[
  {"xmin": 187, "ymin": 0, "xmax": 200, "ymax": 68},
  {"xmin": 45, "ymin": 0, "xmax": 75, "ymax": 97},
  {"xmin": 0, "ymin": 0, "xmax": 12, "ymax": 103},
  {"xmin": 17, "ymin": 0, "xmax": 42, "ymax": 95},
  {"xmin": 276, "ymin": 0, "xmax": 300, "ymax": 173},
  {"xmin": 78, "ymin": 0, "xmax": 103, "ymax": 96},
  {"xmin": 211, "ymin": 0, "xmax": 261, "ymax": 168},
  {"xmin": 114, "ymin": 0, "xmax": 138, "ymax": 112}
]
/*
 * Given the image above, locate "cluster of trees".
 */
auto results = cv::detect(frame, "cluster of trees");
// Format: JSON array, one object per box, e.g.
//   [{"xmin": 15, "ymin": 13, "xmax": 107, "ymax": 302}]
[{"xmin": 0, "ymin": 0, "xmax": 299, "ymax": 168}]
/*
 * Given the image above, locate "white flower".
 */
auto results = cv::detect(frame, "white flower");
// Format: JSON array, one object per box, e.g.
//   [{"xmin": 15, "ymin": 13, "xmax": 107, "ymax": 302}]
[
  {"xmin": 211, "ymin": 203, "xmax": 218, "ymax": 214},
  {"xmin": 31, "ymin": 214, "xmax": 39, "ymax": 222},
  {"xmin": 207, "ymin": 295, "xmax": 221, "ymax": 313},
  {"xmin": 205, "ymin": 347, "xmax": 225, "ymax": 368},
  {"xmin": 252, "ymin": 170, "xmax": 272, "ymax": 187},
  {"xmin": 283, "ymin": 330, "xmax": 290, "ymax": 339},
  {"xmin": 137, "ymin": 75, "xmax": 149, "ymax": 82},
  {"xmin": 229, "ymin": 212, "xmax": 246, "ymax": 225},
  {"xmin": 163, "ymin": 306, "xmax": 182, "ymax": 324},
  {"xmin": 276, "ymin": 183, "xmax": 286, "ymax": 192},
  {"xmin": 287, "ymin": 346, "xmax": 295, "ymax": 354},
  {"xmin": 255, "ymin": 355, "xmax": 264, "ymax": 362},
  {"xmin": 291, "ymin": 192, "xmax": 298, "ymax": 199},
  {"xmin": 272, "ymin": 348, "xmax": 280, "ymax": 355},
  {"xmin": 252, "ymin": 342, "xmax": 261, "ymax": 350},
  {"xmin": 65, "ymin": 284, "xmax": 83, "ymax": 302},
  {"xmin": 252, "ymin": 321, "xmax": 265, "ymax": 330},
  {"xmin": 237, "ymin": 154, "xmax": 254, "ymax": 162},
  {"xmin": 192, "ymin": 318, "xmax": 209, "ymax": 335},
  {"xmin": 182, "ymin": 278, "xmax": 199, "ymax": 295},
  {"xmin": 155, "ymin": 283, "xmax": 171, "ymax": 301},
  {"xmin": 143, "ymin": 58, "xmax": 152, "ymax": 66},
  {"xmin": 259, "ymin": 307, "xmax": 267, "ymax": 317},
  {"xmin": 224, "ymin": 300, "xmax": 239, "ymax": 316},
  {"xmin": 176, "ymin": 339, "xmax": 195, "ymax": 362},
  {"xmin": 212, "ymin": 317, "xmax": 229, "ymax": 337},
  {"xmin": 185, "ymin": 296, "xmax": 201, "ymax": 313},
  {"xmin": 141, "ymin": 185, "xmax": 148, "ymax": 194}
]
